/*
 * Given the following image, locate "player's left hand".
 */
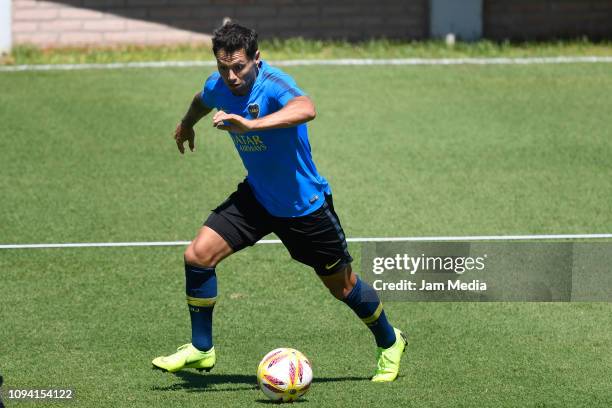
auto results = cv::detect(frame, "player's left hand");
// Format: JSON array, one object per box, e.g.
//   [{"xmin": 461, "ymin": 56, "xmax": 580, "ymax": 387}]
[{"xmin": 212, "ymin": 111, "xmax": 253, "ymax": 134}]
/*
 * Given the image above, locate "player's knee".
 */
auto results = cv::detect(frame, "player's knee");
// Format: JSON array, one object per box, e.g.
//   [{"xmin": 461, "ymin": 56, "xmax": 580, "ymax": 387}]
[
  {"xmin": 323, "ymin": 266, "xmax": 355, "ymax": 300},
  {"xmin": 327, "ymin": 285, "xmax": 348, "ymax": 300},
  {"xmin": 327, "ymin": 283, "xmax": 355, "ymax": 300},
  {"xmin": 184, "ymin": 244, "xmax": 219, "ymax": 268}
]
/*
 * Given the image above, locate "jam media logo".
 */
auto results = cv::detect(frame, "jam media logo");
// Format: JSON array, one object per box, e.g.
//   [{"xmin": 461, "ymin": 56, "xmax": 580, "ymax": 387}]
[{"xmin": 248, "ymin": 103, "xmax": 260, "ymax": 118}]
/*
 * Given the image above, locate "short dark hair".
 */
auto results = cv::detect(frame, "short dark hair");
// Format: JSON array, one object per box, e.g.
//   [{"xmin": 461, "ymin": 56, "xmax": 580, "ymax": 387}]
[{"xmin": 212, "ymin": 22, "xmax": 258, "ymax": 60}]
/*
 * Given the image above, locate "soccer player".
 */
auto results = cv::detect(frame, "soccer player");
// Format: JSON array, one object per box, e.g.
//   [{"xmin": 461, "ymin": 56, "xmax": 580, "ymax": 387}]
[{"xmin": 152, "ymin": 22, "xmax": 407, "ymax": 382}]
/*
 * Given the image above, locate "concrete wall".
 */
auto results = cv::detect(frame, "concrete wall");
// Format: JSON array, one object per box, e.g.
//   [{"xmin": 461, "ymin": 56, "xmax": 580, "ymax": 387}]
[
  {"xmin": 11, "ymin": 0, "xmax": 428, "ymax": 47},
  {"xmin": 1, "ymin": 0, "xmax": 11, "ymax": 53},
  {"xmin": 484, "ymin": 0, "xmax": 612, "ymax": 41}
]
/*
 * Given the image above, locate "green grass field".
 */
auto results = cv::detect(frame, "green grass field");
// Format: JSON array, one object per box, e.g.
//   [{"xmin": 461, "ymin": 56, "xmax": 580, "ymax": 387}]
[
  {"xmin": 1, "ymin": 62, "xmax": 611, "ymax": 407},
  {"xmin": 3, "ymin": 39, "xmax": 612, "ymax": 65}
]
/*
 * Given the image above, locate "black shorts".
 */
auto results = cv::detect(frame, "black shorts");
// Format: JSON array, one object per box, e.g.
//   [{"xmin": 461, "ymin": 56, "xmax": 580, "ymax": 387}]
[{"xmin": 204, "ymin": 181, "xmax": 353, "ymax": 276}]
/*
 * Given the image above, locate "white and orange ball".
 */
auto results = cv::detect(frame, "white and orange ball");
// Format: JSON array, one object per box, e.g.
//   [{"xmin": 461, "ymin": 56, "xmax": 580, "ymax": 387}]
[{"xmin": 256, "ymin": 348, "xmax": 313, "ymax": 402}]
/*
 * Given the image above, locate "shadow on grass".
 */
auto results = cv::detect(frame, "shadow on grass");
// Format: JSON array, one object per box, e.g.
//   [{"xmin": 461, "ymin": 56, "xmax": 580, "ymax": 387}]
[
  {"xmin": 255, "ymin": 398, "xmax": 309, "ymax": 404},
  {"xmin": 151, "ymin": 371, "xmax": 368, "ymax": 393},
  {"xmin": 151, "ymin": 372, "xmax": 258, "ymax": 393}
]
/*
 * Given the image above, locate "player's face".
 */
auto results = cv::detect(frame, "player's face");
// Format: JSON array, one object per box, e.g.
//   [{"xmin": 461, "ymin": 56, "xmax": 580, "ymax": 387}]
[{"xmin": 215, "ymin": 48, "xmax": 260, "ymax": 96}]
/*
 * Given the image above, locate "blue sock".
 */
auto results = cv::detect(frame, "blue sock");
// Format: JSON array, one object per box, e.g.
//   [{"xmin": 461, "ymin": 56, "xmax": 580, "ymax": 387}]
[
  {"xmin": 343, "ymin": 276, "xmax": 396, "ymax": 349},
  {"xmin": 185, "ymin": 263, "xmax": 217, "ymax": 352}
]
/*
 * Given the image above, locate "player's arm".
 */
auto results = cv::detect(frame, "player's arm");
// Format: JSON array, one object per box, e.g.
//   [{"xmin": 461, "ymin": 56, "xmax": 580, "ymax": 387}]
[
  {"xmin": 174, "ymin": 92, "xmax": 213, "ymax": 154},
  {"xmin": 212, "ymin": 96, "xmax": 316, "ymax": 134}
]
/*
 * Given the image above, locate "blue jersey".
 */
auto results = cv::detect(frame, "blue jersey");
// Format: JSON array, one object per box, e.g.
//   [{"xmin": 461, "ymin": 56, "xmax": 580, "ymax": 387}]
[{"xmin": 200, "ymin": 60, "xmax": 331, "ymax": 217}]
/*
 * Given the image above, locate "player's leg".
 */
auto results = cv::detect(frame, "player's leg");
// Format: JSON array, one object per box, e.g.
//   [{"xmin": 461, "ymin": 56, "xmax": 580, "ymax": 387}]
[
  {"xmin": 152, "ymin": 227, "xmax": 232, "ymax": 373},
  {"xmin": 276, "ymin": 194, "xmax": 407, "ymax": 381},
  {"xmin": 319, "ymin": 264, "xmax": 400, "ymax": 349},
  {"xmin": 317, "ymin": 262, "xmax": 355, "ymax": 299},
  {"xmin": 183, "ymin": 226, "xmax": 233, "ymax": 354},
  {"xmin": 185, "ymin": 225, "xmax": 234, "ymax": 267},
  {"xmin": 319, "ymin": 264, "xmax": 407, "ymax": 381},
  {"xmin": 153, "ymin": 180, "xmax": 273, "ymax": 373},
  {"xmin": 319, "ymin": 264, "xmax": 396, "ymax": 348}
]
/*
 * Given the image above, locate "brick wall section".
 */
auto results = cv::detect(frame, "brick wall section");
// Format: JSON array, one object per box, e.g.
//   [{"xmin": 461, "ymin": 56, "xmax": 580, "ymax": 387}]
[
  {"xmin": 484, "ymin": 0, "xmax": 612, "ymax": 41},
  {"xmin": 12, "ymin": 0, "xmax": 428, "ymax": 47},
  {"xmin": 12, "ymin": 0, "xmax": 211, "ymax": 46}
]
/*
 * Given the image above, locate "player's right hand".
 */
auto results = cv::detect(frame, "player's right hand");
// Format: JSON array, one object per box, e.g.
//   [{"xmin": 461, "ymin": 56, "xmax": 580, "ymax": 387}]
[{"xmin": 174, "ymin": 122, "xmax": 195, "ymax": 154}]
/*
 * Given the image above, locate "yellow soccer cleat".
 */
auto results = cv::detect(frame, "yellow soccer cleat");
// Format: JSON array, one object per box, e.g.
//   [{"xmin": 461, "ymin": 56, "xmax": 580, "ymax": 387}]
[
  {"xmin": 371, "ymin": 328, "xmax": 408, "ymax": 382},
  {"xmin": 152, "ymin": 343, "xmax": 216, "ymax": 373}
]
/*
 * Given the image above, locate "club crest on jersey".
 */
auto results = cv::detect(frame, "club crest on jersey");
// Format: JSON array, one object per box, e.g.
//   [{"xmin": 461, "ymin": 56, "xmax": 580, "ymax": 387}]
[{"xmin": 248, "ymin": 103, "xmax": 260, "ymax": 118}]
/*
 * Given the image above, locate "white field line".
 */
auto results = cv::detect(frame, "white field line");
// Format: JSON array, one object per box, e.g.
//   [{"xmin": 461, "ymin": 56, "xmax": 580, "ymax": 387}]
[
  {"xmin": 1, "ymin": 56, "xmax": 612, "ymax": 72},
  {"xmin": 2, "ymin": 234, "xmax": 612, "ymax": 249}
]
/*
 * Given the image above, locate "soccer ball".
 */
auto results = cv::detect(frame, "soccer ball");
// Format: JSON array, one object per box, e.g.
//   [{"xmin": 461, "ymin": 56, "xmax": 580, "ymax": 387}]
[{"xmin": 257, "ymin": 348, "xmax": 313, "ymax": 402}]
